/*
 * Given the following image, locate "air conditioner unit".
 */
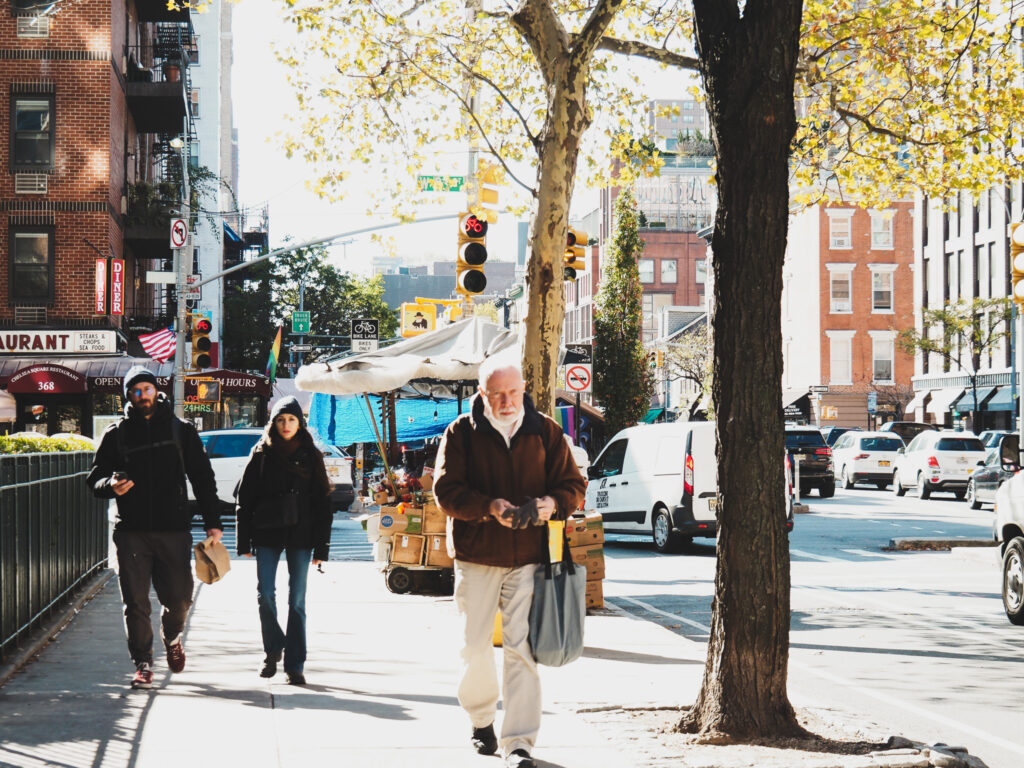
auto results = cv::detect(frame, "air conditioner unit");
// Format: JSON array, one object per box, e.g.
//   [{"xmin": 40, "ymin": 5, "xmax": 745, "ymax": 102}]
[
  {"xmin": 15, "ymin": 174, "xmax": 47, "ymax": 194},
  {"xmin": 832, "ymin": 300, "xmax": 851, "ymax": 312},
  {"xmin": 17, "ymin": 15, "xmax": 49, "ymax": 38}
]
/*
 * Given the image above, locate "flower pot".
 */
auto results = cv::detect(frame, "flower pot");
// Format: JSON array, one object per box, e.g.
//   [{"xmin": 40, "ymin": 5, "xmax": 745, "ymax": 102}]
[{"xmin": 162, "ymin": 63, "xmax": 180, "ymax": 82}]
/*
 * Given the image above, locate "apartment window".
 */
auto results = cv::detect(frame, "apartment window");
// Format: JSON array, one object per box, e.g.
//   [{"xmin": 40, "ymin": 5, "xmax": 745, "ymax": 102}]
[
  {"xmin": 827, "ymin": 331, "xmax": 854, "ymax": 385},
  {"xmin": 9, "ymin": 229, "xmax": 54, "ymax": 304},
  {"xmin": 870, "ymin": 331, "xmax": 895, "ymax": 383},
  {"xmin": 922, "ymin": 195, "xmax": 929, "ymax": 247},
  {"xmin": 944, "ymin": 251, "xmax": 953, "ymax": 302},
  {"xmin": 189, "ymin": 139, "xmax": 199, "ymax": 169},
  {"xmin": 870, "ymin": 266, "xmax": 894, "ymax": 312},
  {"xmin": 190, "ymin": 88, "xmax": 200, "ymax": 119},
  {"xmin": 828, "ymin": 212, "xmax": 853, "ymax": 249},
  {"xmin": 869, "ymin": 210, "xmax": 894, "ymax": 249},
  {"xmin": 827, "ymin": 264, "xmax": 854, "ymax": 313},
  {"xmin": 695, "ymin": 259, "xmax": 706, "ymax": 284},
  {"xmin": 10, "ymin": 95, "xmax": 55, "ymax": 171},
  {"xmin": 638, "ymin": 258, "xmax": 654, "ymax": 284},
  {"xmin": 661, "ymin": 260, "xmax": 677, "ymax": 283}
]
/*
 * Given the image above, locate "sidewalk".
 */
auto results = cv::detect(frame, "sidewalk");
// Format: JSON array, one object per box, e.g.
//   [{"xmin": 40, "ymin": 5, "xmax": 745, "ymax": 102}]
[{"xmin": 0, "ymin": 557, "xmax": 988, "ymax": 768}]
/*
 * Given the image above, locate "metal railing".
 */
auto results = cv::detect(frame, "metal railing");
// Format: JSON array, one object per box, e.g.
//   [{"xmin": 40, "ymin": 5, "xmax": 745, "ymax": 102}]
[{"xmin": 0, "ymin": 451, "xmax": 108, "ymax": 661}]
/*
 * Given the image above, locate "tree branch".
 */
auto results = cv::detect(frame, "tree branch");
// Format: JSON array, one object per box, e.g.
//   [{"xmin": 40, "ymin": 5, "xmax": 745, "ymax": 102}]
[
  {"xmin": 594, "ymin": 35, "xmax": 700, "ymax": 70},
  {"xmin": 573, "ymin": 0, "xmax": 627, "ymax": 65}
]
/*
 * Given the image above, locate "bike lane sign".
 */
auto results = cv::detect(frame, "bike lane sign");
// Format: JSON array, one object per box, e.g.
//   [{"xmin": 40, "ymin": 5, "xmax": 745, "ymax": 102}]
[{"xmin": 352, "ymin": 318, "xmax": 379, "ymax": 353}]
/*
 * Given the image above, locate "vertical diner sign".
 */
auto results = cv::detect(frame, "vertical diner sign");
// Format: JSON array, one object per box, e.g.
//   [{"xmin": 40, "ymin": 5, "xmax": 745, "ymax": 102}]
[
  {"xmin": 110, "ymin": 259, "xmax": 124, "ymax": 315},
  {"xmin": 94, "ymin": 259, "xmax": 107, "ymax": 314}
]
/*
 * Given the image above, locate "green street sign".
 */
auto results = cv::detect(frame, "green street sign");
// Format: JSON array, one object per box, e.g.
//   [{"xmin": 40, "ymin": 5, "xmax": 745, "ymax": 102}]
[
  {"xmin": 417, "ymin": 175, "xmax": 465, "ymax": 192},
  {"xmin": 291, "ymin": 311, "xmax": 310, "ymax": 334}
]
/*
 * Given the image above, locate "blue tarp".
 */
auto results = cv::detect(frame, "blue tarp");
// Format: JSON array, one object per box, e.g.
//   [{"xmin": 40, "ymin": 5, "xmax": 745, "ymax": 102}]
[{"xmin": 308, "ymin": 393, "xmax": 462, "ymax": 446}]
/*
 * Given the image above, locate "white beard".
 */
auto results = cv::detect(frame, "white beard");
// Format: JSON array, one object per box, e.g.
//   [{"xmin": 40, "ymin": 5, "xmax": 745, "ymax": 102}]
[{"xmin": 483, "ymin": 396, "xmax": 522, "ymax": 431}]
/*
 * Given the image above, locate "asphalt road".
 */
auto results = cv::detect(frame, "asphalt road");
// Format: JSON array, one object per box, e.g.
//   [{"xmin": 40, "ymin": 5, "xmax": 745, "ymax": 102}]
[{"xmin": 601, "ymin": 485, "xmax": 1023, "ymax": 768}]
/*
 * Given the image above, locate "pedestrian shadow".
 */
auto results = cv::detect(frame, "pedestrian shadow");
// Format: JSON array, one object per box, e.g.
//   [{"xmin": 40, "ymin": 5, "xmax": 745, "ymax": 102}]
[{"xmin": 582, "ymin": 646, "xmax": 702, "ymax": 665}]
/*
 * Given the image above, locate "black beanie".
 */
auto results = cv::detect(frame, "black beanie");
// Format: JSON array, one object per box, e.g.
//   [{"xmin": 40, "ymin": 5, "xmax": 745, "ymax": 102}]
[
  {"xmin": 270, "ymin": 396, "xmax": 306, "ymax": 428},
  {"xmin": 124, "ymin": 365, "xmax": 159, "ymax": 399}
]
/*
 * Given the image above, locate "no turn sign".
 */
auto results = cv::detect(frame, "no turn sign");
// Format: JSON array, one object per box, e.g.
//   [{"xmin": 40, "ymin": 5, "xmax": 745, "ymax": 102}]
[
  {"xmin": 566, "ymin": 364, "xmax": 592, "ymax": 392},
  {"xmin": 170, "ymin": 218, "xmax": 188, "ymax": 249}
]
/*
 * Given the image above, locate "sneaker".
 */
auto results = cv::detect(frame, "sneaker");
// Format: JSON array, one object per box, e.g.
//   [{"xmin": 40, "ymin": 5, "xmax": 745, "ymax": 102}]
[
  {"xmin": 166, "ymin": 638, "xmax": 186, "ymax": 674},
  {"xmin": 285, "ymin": 671, "xmax": 306, "ymax": 686},
  {"xmin": 260, "ymin": 650, "xmax": 282, "ymax": 679},
  {"xmin": 471, "ymin": 723, "xmax": 498, "ymax": 755},
  {"xmin": 131, "ymin": 662, "xmax": 153, "ymax": 689},
  {"xmin": 505, "ymin": 749, "xmax": 537, "ymax": 768}
]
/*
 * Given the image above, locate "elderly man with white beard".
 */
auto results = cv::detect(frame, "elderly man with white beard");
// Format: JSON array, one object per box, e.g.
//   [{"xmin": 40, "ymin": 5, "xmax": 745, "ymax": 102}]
[{"xmin": 433, "ymin": 357, "xmax": 586, "ymax": 768}]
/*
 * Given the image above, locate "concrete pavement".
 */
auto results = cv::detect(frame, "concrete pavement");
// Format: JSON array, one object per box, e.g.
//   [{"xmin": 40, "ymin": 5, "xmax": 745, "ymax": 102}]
[{"xmin": 0, "ymin": 547, "xmax": 990, "ymax": 768}]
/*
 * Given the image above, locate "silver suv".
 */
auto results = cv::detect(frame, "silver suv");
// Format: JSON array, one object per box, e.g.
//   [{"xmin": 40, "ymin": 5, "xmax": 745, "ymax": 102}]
[{"xmin": 994, "ymin": 435, "xmax": 1024, "ymax": 625}]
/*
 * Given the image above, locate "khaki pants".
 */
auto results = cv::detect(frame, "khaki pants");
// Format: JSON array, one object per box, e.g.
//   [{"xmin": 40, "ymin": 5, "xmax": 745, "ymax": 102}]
[{"xmin": 454, "ymin": 559, "xmax": 541, "ymax": 757}]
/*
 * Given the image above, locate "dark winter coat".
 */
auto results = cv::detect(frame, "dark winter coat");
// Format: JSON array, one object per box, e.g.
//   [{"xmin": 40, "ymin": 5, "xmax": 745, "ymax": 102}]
[
  {"xmin": 86, "ymin": 394, "xmax": 221, "ymax": 532},
  {"xmin": 434, "ymin": 393, "xmax": 586, "ymax": 568},
  {"xmin": 236, "ymin": 436, "xmax": 332, "ymax": 560}
]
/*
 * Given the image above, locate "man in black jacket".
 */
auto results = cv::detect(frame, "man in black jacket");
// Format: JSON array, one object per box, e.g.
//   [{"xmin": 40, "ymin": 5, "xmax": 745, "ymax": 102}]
[{"xmin": 87, "ymin": 366, "xmax": 222, "ymax": 689}]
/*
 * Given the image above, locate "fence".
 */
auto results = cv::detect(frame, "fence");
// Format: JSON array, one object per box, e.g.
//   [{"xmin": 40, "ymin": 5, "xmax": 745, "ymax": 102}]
[{"xmin": 0, "ymin": 451, "xmax": 108, "ymax": 661}]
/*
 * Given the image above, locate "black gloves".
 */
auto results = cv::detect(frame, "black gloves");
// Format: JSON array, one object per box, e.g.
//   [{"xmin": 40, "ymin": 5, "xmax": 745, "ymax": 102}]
[{"xmin": 501, "ymin": 497, "xmax": 540, "ymax": 529}]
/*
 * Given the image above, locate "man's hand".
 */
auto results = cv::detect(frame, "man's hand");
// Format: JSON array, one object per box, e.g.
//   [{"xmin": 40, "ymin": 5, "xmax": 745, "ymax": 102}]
[
  {"xmin": 205, "ymin": 528, "xmax": 223, "ymax": 543},
  {"xmin": 490, "ymin": 498, "xmax": 515, "ymax": 528},
  {"xmin": 111, "ymin": 478, "xmax": 134, "ymax": 496},
  {"xmin": 535, "ymin": 496, "xmax": 557, "ymax": 522}
]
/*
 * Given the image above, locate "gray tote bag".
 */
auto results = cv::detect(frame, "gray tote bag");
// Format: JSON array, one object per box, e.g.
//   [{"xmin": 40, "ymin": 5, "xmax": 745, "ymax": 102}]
[{"xmin": 528, "ymin": 525, "xmax": 586, "ymax": 667}]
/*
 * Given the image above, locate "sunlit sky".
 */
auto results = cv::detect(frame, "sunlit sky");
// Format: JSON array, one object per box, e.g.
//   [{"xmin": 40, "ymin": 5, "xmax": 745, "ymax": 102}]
[{"xmin": 230, "ymin": 0, "xmax": 690, "ymax": 277}]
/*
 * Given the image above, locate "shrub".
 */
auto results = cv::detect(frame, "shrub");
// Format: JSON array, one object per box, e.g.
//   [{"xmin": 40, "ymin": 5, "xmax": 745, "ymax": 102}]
[{"xmin": 0, "ymin": 435, "xmax": 95, "ymax": 455}]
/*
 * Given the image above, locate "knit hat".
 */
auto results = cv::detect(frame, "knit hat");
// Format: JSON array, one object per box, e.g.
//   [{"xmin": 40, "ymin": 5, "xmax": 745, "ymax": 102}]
[
  {"xmin": 123, "ymin": 365, "xmax": 159, "ymax": 399},
  {"xmin": 270, "ymin": 396, "xmax": 306, "ymax": 428}
]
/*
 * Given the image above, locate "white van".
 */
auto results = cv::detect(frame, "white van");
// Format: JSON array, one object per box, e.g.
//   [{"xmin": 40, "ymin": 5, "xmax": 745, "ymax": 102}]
[{"xmin": 585, "ymin": 421, "xmax": 794, "ymax": 553}]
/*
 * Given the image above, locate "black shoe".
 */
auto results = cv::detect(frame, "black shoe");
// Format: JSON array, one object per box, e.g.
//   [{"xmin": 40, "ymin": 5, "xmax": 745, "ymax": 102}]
[
  {"xmin": 285, "ymin": 671, "xmax": 306, "ymax": 686},
  {"xmin": 259, "ymin": 650, "xmax": 282, "ymax": 679},
  {"xmin": 505, "ymin": 749, "xmax": 537, "ymax": 768},
  {"xmin": 471, "ymin": 723, "xmax": 498, "ymax": 755}
]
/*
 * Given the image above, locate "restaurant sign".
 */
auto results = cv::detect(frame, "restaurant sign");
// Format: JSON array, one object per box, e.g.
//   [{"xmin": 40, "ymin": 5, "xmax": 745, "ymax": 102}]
[{"xmin": 0, "ymin": 331, "xmax": 118, "ymax": 355}]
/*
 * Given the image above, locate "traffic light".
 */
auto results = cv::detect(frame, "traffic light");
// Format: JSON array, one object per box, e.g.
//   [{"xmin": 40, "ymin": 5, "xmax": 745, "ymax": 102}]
[
  {"xmin": 457, "ymin": 212, "xmax": 488, "ymax": 296},
  {"xmin": 564, "ymin": 227, "xmax": 588, "ymax": 281},
  {"xmin": 190, "ymin": 314, "xmax": 212, "ymax": 369},
  {"xmin": 1011, "ymin": 223, "xmax": 1024, "ymax": 305},
  {"xmin": 655, "ymin": 349, "xmax": 664, "ymax": 368}
]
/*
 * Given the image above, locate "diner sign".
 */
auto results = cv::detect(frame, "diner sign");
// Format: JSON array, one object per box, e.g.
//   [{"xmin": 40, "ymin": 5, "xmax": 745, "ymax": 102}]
[
  {"xmin": 110, "ymin": 259, "xmax": 125, "ymax": 315},
  {"xmin": 0, "ymin": 330, "xmax": 118, "ymax": 354},
  {"xmin": 95, "ymin": 259, "xmax": 107, "ymax": 314}
]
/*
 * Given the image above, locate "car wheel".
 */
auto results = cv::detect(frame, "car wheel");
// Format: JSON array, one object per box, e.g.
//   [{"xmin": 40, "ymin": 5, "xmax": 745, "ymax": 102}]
[
  {"xmin": 874, "ymin": 481, "xmax": 888, "ymax": 490},
  {"xmin": 1002, "ymin": 537, "xmax": 1024, "ymax": 625},
  {"xmin": 918, "ymin": 473, "xmax": 931, "ymax": 500},
  {"xmin": 953, "ymin": 489, "xmax": 966, "ymax": 501},
  {"xmin": 652, "ymin": 506, "xmax": 681, "ymax": 554},
  {"xmin": 841, "ymin": 467, "xmax": 854, "ymax": 490},
  {"xmin": 385, "ymin": 567, "xmax": 412, "ymax": 594},
  {"xmin": 893, "ymin": 471, "xmax": 906, "ymax": 497},
  {"xmin": 818, "ymin": 480, "xmax": 835, "ymax": 498},
  {"xmin": 967, "ymin": 480, "xmax": 982, "ymax": 510}
]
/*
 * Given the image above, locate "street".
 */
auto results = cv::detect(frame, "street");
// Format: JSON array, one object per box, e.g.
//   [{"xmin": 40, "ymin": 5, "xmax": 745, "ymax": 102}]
[{"xmin": 599, "ymin": 486, "xmax": 1023, "ymax": 768}]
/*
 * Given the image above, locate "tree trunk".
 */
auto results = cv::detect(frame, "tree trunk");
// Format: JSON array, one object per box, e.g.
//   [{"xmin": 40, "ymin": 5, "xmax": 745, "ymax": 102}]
[{"xmin": 680, "ymin": 0, "xmax": 805, "ymax": 740}]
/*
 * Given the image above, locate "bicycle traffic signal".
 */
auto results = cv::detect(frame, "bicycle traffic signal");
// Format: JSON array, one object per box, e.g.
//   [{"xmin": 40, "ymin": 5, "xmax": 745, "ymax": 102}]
[
  {"xmin": 457, "ymin": 212, "xmax": 488, "ymax": 296},
  {"xmin": 190, "ymin": 314, "xmax": 213, "ymax": 369},
  {"xmin": 1011, "ymin": 223, "xmax": 1024, "ymax": 305},
  {"xmin": 564, "ymin": 227, "xmax": 588, "ymax": 281}
]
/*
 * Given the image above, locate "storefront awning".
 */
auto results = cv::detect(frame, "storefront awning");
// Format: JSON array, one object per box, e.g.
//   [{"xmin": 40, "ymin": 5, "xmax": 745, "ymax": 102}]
[
  {"xmin": 925, "ymin": 387, "xmax": 964, "ymax": 415},
  {"xmin": 0, "ymin": 356, "xmax": 173, "ymax": 391},
  {"xmin": 985, "ymin": 386, "xmax": 1017, "ymax": 412},
  {"xmin": 783, "ymin": 389, "xmax": 811, "ymax": 421},
  {"xmin": 953, "ymin": 386, "xmax": 998, "ymax": 412},
  {"xmin": 904, "ymin": 390, "xmax": 927, "ymax": 414},
  {"xmin": 641, "ymin": 407, "xmax": 665, "ymax": 424}
]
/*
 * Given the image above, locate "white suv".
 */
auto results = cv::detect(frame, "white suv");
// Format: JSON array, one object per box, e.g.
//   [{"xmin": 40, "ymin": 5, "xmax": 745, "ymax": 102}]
[
  {"xmin": 831, "ymin": 431, "xmax": 904, "ymax": 490},
  {"xmin": 993, "ymin": 435, "xmax": 1024, "ymax": 624},
  {"xmin": 190, "ymin": 428, "xmax": 355, "ymax": 512},
  {"xmin": 892, "ymin": 431, "xmax": 986, "ymax": 500}
]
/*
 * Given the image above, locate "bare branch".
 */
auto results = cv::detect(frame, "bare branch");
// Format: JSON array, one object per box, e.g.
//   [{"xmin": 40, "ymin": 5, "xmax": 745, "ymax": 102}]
[{"xmin": 595, "ymin": 35, "xmax": 700, "ymax": 70}]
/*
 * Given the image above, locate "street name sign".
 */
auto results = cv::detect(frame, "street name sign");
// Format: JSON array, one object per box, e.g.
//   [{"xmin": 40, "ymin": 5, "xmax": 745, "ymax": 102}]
[
  {"xmin": 417, "ymin": 175, "xmax": 465, "ymax": 192},
  {"xmin": 292, "ymin": 311, "xmax": 311, "ymax": 334},
  {"xmin": 809, "ymin": 385, "xmax": 829, "ymax": 393},
  {"xmin": 291, "ymin": 344, "xmax": 312, "ymax": 353}
]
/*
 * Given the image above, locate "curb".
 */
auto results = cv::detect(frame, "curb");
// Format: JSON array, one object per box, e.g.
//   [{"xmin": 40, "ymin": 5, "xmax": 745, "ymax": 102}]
[
  {"xmin": 887, "ymin": 537, "xmax": 996, "ymax": 551},
  {"xmin": 0, "ymin": 569, "xmax": 113, "ymax": 689}
]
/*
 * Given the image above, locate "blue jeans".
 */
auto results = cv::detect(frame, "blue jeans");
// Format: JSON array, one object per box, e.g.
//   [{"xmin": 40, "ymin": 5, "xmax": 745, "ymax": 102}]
[{"xmin": 255, "ymin": 546, "xmax": 312, "ymax": 674}]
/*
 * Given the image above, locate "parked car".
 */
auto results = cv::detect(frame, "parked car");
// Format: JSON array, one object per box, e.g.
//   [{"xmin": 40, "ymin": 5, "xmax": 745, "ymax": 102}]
[
  {"xmin": 585, "ymin": 421, "xmax": 794, "ymax": 553},
  {"xmin": 819, "ymin": 426, "xmax": 860, "ymax": 447},
  {"xmin": 994, "ymin": 435, "xmax": 1024, "ymax": 624},
  {"xmin": 891, "ymin": 431, "xmax": 987, "ymax": 500},
  {"xmin": 979, "ymin": 429, "xmax": 1012, "ymax": 449},
  {"xmin": 878, "ymin": 421, "xmax": 938, "ymax": 445},
  {"xmin": 966, "ymin": 446, "xmax": 1016, "ymax": 509},
  {"xmin": 785, "ymin": 427, "xmax": 835, "ymax": 497},
  {"xmin": 192, "ymin": 428, "xmax": 355, "ymax": 513},
  {"xmin": 830, "ymin": 431, "xmax": 904, "ymax": 489}
]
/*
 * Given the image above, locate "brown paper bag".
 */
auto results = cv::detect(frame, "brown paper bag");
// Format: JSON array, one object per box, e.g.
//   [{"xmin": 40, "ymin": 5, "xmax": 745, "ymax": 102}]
[{"xmin": 194, "ymin": 537, "xmax": 231, "ymax": 584}]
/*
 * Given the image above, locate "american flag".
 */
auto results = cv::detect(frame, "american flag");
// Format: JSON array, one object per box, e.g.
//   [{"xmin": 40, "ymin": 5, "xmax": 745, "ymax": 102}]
[{"xmin": 138, "ymin": 327, "xmax": 176, "ymax": 362}]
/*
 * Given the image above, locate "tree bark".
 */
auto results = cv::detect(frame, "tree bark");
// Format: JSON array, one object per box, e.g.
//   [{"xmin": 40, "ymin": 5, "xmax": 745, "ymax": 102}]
[{"xmin": 680, "ymin": 0, "xmax": 806, "ymax": 739}]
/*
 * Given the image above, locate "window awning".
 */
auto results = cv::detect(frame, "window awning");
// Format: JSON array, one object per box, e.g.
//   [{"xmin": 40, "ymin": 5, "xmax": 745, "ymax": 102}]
[
  {"xmin": 952, "ymin": 386, "xmax": 997, "ymax": 413},
  {"xmin": 903, "ymin": 390, "xmax": 927, "ymax": 414},
  {"xmin": 641, "ymin": 407, "xmax": 665, "ymax": 424},
  {"xmin": 985, "ymin": 386, "xmax": 1017, "ymax": 412},
  {"xmin": 926, "ymin": 387, "xmax": 965, "ymax": 415}
]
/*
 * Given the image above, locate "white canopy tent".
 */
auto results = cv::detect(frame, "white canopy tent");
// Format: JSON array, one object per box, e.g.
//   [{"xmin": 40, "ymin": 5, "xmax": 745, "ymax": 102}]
[{"xmin": 295, "ymin": 317, "xmax": 520, "ymax": 398}]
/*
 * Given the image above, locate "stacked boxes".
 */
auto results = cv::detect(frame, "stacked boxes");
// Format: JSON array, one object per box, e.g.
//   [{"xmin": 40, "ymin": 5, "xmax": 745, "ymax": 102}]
[
  {"xmin": 365, "ymin": 495, "xmax": 452, "ymax": 571},
  {"xmin": 566, "ymin": 513, "xmax": 605, "ymax": 610}
]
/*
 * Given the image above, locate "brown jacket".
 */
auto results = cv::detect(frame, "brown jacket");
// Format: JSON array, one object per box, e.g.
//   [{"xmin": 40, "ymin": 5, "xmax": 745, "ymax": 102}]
[{"xmin": 434, "ymin": 393, "xmax": 586, "ymax": 568}]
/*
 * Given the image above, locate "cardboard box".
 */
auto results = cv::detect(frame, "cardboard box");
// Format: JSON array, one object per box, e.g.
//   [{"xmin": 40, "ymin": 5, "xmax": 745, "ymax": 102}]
[
  {"xmin": 373, "ymin": 490, "xmax": 392, "ymax": 505},
  {"xmin": 372, "ymin": 540, "xmax": 391, "ymax": 563},
  {"xmin": 425, "ymin": 534, "xmax": 454, "ymax": 568},
  {"xmin": 570, "ymin": 544, "xmax": 605, "ymax": 581},
  {"xmin": 390, "ymin": 534, "xmax": 425, "ymax": 565},
  {"xmin": 418, "ymin": 474, "xmax": 434, "ymax": 492},
  {"xmin": 378, "ymin": 511, "xmax": 423, "ymax": 535},
  {"xmin": 585, "ymin": 579, "xmax": 603, "ymax": 610},
  {"xmin": 566, "ymin": 513, "xmax": 604, "ymax": 547},
  {"xmin": 422, "ymin": 501, "xmax": 447, "ymax": 534}
]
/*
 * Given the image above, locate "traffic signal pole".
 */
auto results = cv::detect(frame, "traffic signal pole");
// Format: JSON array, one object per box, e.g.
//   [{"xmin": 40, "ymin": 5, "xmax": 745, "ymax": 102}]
[{"xmin": 171, "ymin": 138, "xmax": 191, "ymax": 419}]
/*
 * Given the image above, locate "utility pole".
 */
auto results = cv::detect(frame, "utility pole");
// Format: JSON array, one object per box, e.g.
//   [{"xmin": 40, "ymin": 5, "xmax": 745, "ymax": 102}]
[{"xmin": 169, "ymin": 136, "xmax": 190, "ymax": 420}]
